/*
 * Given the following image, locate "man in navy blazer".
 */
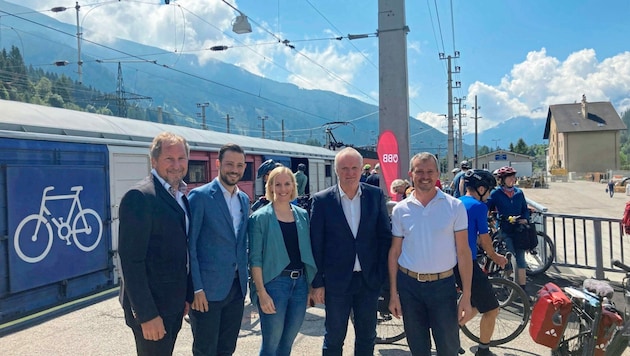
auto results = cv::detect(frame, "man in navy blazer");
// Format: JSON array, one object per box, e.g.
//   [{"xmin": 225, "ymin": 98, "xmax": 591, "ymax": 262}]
[
  {"xmin": 119, "ymin": 132, "xmax": 193, "ymax": 356},
  {"xmin": 188, "ymin": 143, "xmax": 250, "ymax": 356},
  {"xmin": 309, "ymin": 147, "xmax": 391, "ymax": 356}
]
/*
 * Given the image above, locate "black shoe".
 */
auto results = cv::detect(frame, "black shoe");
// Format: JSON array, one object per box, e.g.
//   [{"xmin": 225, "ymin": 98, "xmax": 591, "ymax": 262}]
[
  {"xmin": 475, "ymin": 347, "xmax": 495, "ymax": 356},
  {"xmin": 458, "ymin": 347, "xmax": 466, "ymax": 354}
]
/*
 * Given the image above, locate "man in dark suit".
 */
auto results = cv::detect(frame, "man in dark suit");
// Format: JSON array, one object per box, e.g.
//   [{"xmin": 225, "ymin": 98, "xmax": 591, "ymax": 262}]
[
  {"xmin": 188, "ymin": 143, "xmax": 250, "ymax": 356},
  {"xmin": 309, "ymin": 147, "xmax": 391, "ymax": 356},
  {"xmin": 118, "ymin": 131, "xmax": 193, "ymax": 356}
]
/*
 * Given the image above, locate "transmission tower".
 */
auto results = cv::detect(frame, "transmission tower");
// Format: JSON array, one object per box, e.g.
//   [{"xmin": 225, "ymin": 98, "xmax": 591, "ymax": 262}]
[{"xmin": 93, "ymin": 60, "xmax": 153, "ymax": 117}]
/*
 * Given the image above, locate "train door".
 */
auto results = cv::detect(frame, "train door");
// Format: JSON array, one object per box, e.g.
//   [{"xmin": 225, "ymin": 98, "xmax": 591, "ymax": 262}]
[
  {"xmin": 291, "ymin": 157, "xmax": 309, "ymax": 195},
  {"xmin": 108, "ymin": 145, "xmax": 151, "ymax": 283},
  {"xmin": 308, "ymin": 159, "xmax": 326, "ymax": 194}
]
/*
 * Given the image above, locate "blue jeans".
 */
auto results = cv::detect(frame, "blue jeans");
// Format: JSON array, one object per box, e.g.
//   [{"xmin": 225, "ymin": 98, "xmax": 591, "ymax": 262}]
[
  {"xmin": 323, "ymin": 272, "xmax": 379, "ymax": 356},
  {"xmin": 258, "ymin": 274, "xmax": 309, "ymax": 356},
  {"xmin": 397, "ymin": 271, "xmax": 459, "ymax": 356},
  {"xmin": 189, "ymin": 277, "xmax": 245, "ymax": 356}
]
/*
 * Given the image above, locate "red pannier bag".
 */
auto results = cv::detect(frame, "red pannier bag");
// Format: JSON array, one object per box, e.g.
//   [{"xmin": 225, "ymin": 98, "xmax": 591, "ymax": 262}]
[
  {"xmin": 529, "ymin": 282, "xmax": 573, "ymax": 348},
  {"xmin": 594, "ymin": 305, "xmax": 623, "ymax": 356}
]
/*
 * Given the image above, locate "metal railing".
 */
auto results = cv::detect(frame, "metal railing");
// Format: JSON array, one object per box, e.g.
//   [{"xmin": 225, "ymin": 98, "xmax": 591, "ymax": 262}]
[{"xmin": 540, "ymin": 212, "xmax": 627, "ymax": 279}]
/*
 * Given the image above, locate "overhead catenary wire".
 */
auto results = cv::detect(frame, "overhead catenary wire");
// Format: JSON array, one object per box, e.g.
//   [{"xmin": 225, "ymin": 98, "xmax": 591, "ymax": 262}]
[
  {"xmin": 2, "ymin": 2, "xmax": 411, "ymax": 140},
  {"xmin": 219, "ymin": 0, "xmax": 379, "ymax": 105},
  {"xmin": 0, "ymin": 8, "xmax": 338, "ymax": 126}
]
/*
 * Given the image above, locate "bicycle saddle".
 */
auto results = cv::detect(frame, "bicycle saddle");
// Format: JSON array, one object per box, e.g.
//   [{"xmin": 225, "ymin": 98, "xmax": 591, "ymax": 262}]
[{"xmin": 583, "ymin": 278, "xmax": 614, "ymax": 298}]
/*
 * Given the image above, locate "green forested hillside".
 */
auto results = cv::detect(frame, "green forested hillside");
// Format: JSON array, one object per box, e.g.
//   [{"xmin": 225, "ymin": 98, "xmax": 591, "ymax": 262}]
[{"xmin": 0, "ymin": 46, "xmax": 180, "ymax": 125}]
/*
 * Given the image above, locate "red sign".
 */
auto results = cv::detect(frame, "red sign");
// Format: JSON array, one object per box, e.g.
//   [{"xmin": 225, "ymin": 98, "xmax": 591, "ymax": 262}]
[{"xmin": 376, "ymin": 130, "xmax": 399, "ymax": 201}]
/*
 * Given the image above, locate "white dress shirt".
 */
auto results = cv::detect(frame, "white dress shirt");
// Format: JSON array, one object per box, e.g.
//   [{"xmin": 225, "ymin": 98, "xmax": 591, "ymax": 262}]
[{"xmin": 339, "ymin": 184, "xmax": 363, "ymax": 272}]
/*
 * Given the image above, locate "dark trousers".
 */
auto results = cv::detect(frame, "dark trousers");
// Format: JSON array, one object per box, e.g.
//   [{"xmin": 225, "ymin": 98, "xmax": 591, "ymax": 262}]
[
  {"xmin": 398, "ymin": 272, "xmax": 459, "ymax": 356},
  {"xmin": 322, "ymin": 272, "xmax": 379, "ymax": 356},
  {"xmin": 131, "ymin": 311, "xmax": 184, "ymax": 356},
  {"xmin": 190, "ymin": 277, "xmax": 245, "ymax": 356}
]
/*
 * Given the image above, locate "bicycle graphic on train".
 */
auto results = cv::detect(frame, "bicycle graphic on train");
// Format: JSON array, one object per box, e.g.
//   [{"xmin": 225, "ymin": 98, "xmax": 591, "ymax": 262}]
[{"xmin": 13, "ymin": 185, "xmax": 103, "ymax": 263}]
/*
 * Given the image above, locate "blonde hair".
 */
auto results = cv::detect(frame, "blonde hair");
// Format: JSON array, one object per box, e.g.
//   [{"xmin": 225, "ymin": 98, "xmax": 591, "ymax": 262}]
[
  {"xmin": 390, "ymin": 179, "xmax": 409, "ymax": 195},
  {"xmin": 265, "ymin": 166, "xmax": 298, "ymax": 202}
]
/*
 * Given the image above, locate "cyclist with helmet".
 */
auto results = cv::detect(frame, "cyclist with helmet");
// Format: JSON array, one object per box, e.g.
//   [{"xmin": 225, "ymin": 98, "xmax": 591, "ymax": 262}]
[
  {"xmin": 486, "ymin": 166, "xmax": 530, "ymax": 292},
  {"xmin": 451, "ymin": 161, "xmax": 472, "ymax": 198},
  {"xmin": 456, "ymin": 169, "xmax": 508, "ymax": 356},
  {"xmin": 252, "ymin": 159, "xmax": 282, "ymax": 212},
  {"xmin": 360, "ymin": 164, "xmax": 371, "ymax": 182}
]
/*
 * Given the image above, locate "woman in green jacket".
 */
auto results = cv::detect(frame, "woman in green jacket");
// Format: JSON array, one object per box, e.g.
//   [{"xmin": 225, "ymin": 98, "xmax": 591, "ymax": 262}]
[{"xmin": 248, "ymin": 166, "xmax": 317, "ymax": 356}]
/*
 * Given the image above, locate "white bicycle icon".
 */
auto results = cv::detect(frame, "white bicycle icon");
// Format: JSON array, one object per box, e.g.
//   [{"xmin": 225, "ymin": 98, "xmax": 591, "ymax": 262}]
[{"xmin": 13, "ymin": 185, "xmax": 103, "ymax": 263}]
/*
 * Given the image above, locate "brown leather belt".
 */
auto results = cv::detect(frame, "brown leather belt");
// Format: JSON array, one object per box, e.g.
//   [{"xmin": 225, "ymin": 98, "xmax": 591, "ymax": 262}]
[{"xmin": 398, "ymin": 266, "xmax": 454, "ymax": 282}]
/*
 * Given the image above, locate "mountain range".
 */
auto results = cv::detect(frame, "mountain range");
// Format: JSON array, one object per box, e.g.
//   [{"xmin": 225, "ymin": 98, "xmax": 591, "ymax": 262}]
[{"xmin": 0, "ymin": 0, "xmax": 546, "ymax": 158}]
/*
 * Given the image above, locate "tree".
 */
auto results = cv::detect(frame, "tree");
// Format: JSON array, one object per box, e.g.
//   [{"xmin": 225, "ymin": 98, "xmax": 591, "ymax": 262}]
[
  {"xmin": 478, "ymin": 145, "xmax": 491, "ymax": 155},
  {"xmin": 513, "ymin": 138, "xmax": 529, "ymax": 154},
  {"xmin": 304, "ymin": 138, "xmax": 322, "ymax": 147}
]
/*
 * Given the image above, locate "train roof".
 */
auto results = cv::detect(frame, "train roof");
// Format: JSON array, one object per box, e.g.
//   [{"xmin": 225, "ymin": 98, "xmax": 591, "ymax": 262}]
[{"xmin": 0, "ymin": 99, "xmax": 337, "ymax": 159}]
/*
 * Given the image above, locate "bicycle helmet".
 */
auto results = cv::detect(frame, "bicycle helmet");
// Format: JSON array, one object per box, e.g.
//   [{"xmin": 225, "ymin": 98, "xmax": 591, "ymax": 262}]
[
  {"xmin": 464, "ymin": 169, "xmax": 497, "ymax": 191},
  {"xmin": 463, "ymin": 169, "xmax": 496, "ymax": 198},
  {"xmin": 257, "ymin": 159, "xmax": 281, "ymax": 179},
  {"xmin": 495, "ymin": 166, "xmax": 517, "ymax": 179},
  {"xmin": 460, "ymin": 160, "xmax": 471, "ymax": 170}
]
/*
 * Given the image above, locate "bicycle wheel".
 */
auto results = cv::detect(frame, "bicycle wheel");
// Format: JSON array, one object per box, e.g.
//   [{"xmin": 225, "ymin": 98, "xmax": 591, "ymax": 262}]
[
  {"xmin": 350, "ymin": 293, "xmax": 406, "ymax": 344},
  {"xmin": 72, "ymin": 208, "xmax": 103, "ymax": 252},
  {"xmin": 604, "ymin": 331, "xmax": 629, "ymax": 356},
  {"xmin": 525, "ymin": 231, "xmax": 555, "ymax": 276},
  {"xmin": 374, "ymin": 293, "xmax": 406, "ymax": 344},
  {"xmin": 460, "ymin": 278, "xmax": 530, "ymax": 346},
  {"xmin": 551, "ymin": 309, "xmax": 588, "ymax": 356},
  {"xmin": 14, "ymin": 214, "xmax": 54, "ymax": 263}
]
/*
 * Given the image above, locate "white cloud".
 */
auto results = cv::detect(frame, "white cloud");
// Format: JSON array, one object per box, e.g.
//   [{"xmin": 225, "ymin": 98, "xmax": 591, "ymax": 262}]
[
  {"xmin": 439, "ymin": 48, "xmax": 630, "ymax": 133},
  {"xmin": 285, "ymin": 44, "xmax": 366, "ymax": 95},
  {"xmin": 414, "ymin": 112, "xmax": 448, "ymax": 134}
]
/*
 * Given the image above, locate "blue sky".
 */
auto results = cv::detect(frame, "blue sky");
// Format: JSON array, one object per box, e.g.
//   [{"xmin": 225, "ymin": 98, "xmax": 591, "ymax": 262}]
[{"xmin": 5, "ymin": 0, "xmax": 630, "ymax": 134}]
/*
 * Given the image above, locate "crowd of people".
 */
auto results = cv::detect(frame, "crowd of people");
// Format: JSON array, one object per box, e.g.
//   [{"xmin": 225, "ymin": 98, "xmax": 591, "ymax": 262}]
[{"xmin": 118, "ymin": 130, "xmax": 526, "ymax": 356}]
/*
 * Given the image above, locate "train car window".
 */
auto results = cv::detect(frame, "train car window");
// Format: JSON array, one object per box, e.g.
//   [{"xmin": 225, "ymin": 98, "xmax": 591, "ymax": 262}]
[
  {"xmin": 325, "ymin": 164, "xmax": 332, "ymax": 177},
  {"xmin": 241, "ymin": 162, "xmax": 254, "ymax": 182},
  {"xmin": 186, "ymin": 161, "xmax": 208, "ymax": 183}
]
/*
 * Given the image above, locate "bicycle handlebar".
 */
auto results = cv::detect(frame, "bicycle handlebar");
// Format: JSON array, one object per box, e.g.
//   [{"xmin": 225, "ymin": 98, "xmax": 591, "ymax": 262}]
[{"xmin": 612, "ymin": 259, "xmax": 630, "ymax": 273}]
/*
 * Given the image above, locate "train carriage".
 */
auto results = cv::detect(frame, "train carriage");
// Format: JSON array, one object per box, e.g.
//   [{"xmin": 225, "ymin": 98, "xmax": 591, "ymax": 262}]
[{"xmin": 0, "ymin": 99, "xmax": 337, "ymax": 325}]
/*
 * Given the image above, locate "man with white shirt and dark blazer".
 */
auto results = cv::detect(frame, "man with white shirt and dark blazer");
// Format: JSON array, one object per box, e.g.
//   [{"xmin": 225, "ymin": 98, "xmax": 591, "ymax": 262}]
[
  {"xmin": 309, "ymin": 147, "xmax": 391, "ymax": 356},
  {"xmin": 118, "ymin": 132, "xmax": 193, "ymax": 356},
  {"xmin": 187, "ymin": 143, "xmax": 250, "ymax": 356}
]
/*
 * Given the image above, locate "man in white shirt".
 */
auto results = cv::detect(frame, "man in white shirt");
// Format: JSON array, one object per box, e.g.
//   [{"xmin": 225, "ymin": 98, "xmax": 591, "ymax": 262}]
[{"xmin": 388, "ymin": 152, "xmax": 473, "ymax": 355}]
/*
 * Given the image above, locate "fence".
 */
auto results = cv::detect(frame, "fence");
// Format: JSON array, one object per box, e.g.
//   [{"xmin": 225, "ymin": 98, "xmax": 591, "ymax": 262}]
[{"xmin": 539, "ymin": 212, "xmax": 628, "ymax": 279}]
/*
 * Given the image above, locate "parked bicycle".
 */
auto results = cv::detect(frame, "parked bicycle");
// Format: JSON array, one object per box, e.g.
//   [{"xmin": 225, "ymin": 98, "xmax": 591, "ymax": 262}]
[
  {"xmin": 367, "ymin": 258, "xmax": 531, "ymax": 346},
  {"xmin": 487, "ymin": 210, "xmax": 555, "ymax": 276},
  {"xmin": 460, "ymin": 250, "xmax": 532, "ymax": 346},
  {"xmin": 526, "ymin": 210, "xmax": 556, "ymax": 276},
  {"xmin": 13, "ymin": 185, "xmax": 103, "ymax": 263},
  {"xmin": 374, "ymin": 288, "xmax": 406, "ymax": 344},
  {"xmin": 548, "ymin": 261, "xmax": 628, "ymax": 356}
]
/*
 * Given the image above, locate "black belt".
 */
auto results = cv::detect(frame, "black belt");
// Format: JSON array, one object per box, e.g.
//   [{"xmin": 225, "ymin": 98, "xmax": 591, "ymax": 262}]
[{"xmin": 281, "ymin": 269, "xmax": 304, "ymax": 279}]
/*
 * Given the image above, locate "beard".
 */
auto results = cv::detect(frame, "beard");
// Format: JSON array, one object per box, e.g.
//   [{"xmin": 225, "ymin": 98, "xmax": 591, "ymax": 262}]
[{"xmin": 220, "ymin": 171, "xmax": 242, "ymax": 186}]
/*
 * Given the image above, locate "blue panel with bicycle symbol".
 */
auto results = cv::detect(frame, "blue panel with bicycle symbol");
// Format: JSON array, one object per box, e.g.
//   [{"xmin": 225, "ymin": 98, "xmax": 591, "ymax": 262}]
[{"xmin": 7, "ymin": 165, "xmax": 109, "ymax": 293}]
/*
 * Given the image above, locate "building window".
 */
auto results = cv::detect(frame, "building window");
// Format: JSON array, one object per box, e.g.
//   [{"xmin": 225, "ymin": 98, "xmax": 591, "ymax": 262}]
[
  {"xmin": 187, "ymin": 161, "xmax": 207, "ymax": 183},
  {"xmin": 241, "ymin": 162, "xmax": 254, "ymax": 182}
]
